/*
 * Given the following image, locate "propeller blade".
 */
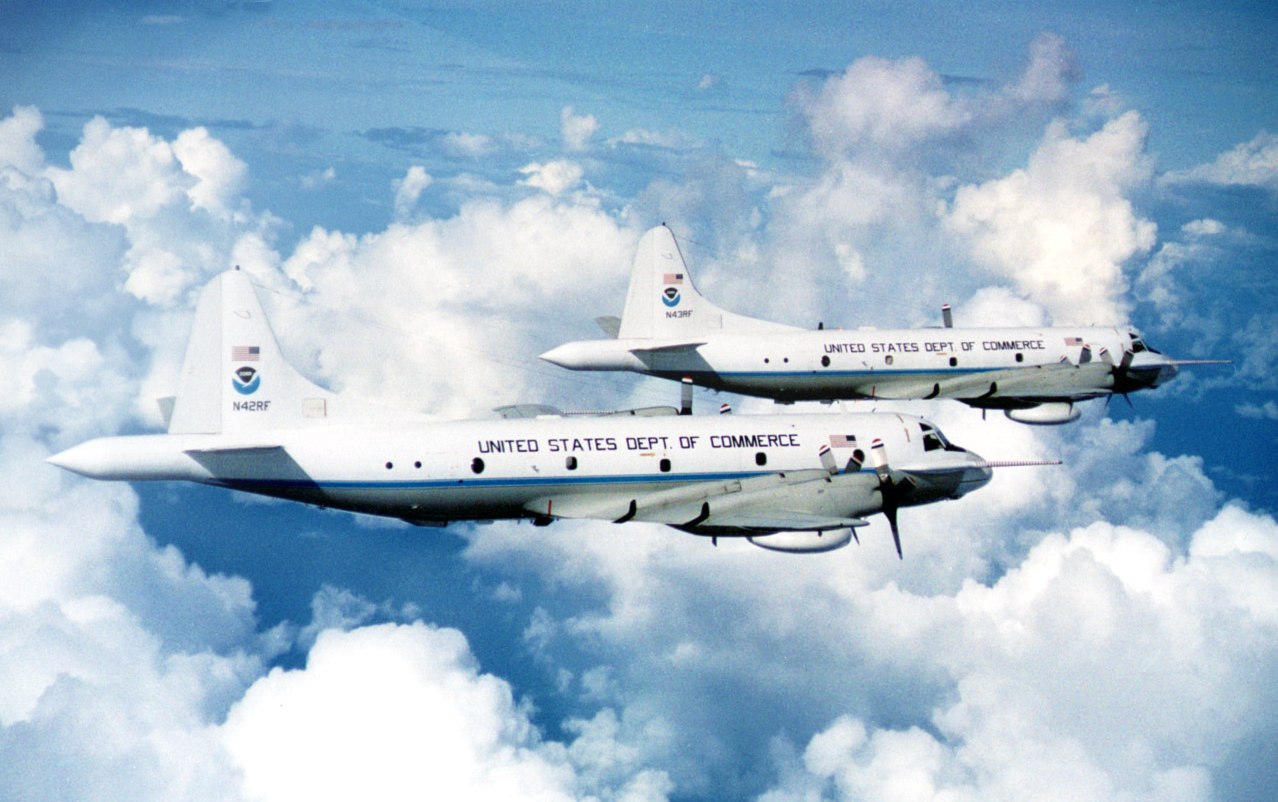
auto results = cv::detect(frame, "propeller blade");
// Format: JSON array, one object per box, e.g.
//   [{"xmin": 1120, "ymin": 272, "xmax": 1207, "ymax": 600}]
[
  {"xmin": 818, "ymin": 444, "xmax": 838, "ymax": 475},
  {"xmin": 1119, "ymin": 349, "xmax": 1134, "ymax": 372},
  {"xmin": 1099, "ymin": 346, "xmax": 1114, "ymax": 366},
  {"xmin": 871, "ymin": 438, "xmax": 904, "ymax": 558},
  {"xmin": 885, "ymin": 504, "xmax": 902, "ymax": 559},
  {"xmin": 1079, "ymin": 344, "xmax": 1092, "ymax": 364},
  {"xmin": 870, "ymin": 438, "xmax": 891, "ymax": 483},
  {"xmin": 941, "ymin": 304, "xmax": 953, "ymax": 329}
]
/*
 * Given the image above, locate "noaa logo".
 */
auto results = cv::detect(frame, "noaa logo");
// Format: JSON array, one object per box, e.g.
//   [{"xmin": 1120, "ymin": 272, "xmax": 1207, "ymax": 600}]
[
  {"xmin": 661, "ymin": 286, "xmax": 681, "ymax": 308},
  {"xmin": 232, "ymin": 366, "xmax": 261, "ymax": 395}
]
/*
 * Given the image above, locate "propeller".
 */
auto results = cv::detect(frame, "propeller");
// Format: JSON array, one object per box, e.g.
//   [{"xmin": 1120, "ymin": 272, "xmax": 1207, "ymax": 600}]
[{"xmin": 869, "ymin": 438, "xmax": 912, "ymax": 559}]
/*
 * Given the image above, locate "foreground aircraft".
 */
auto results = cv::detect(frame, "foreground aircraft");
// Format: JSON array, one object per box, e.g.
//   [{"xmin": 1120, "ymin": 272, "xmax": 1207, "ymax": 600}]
[
  {"xmin": 541, "ymin": 225, "xmax": 1219, "ymax": 425},
  {"xmin": 47, "ymin": 269, "xmax": 1009, "ymax": 557}
]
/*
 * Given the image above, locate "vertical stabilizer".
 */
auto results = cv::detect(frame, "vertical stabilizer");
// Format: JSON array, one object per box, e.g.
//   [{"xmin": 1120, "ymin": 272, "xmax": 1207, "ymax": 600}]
[
  {"xmin": 616, "ymin": 226, "xmax": 796, "ymax": 340},
  {"xmin": 167, "ymin": 270, "xmax": 336, "ymax": 435}
]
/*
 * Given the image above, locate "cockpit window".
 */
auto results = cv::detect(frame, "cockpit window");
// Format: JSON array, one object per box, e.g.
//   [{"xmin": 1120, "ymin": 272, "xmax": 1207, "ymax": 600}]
[
  {"xmin": 920, "ymin": 423, "xmax": 965, "ymax": 452},
  {"xmin": 1130, "ymin": 334, "xmax": 1148, "ymax": 353}
]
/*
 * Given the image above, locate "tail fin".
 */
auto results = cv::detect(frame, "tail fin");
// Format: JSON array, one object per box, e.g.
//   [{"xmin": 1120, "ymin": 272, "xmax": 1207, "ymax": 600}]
[
  {"xmin": 167, "ymin": 270, "xmax": 337, "ymax": 435},
  {"xmin": 616, "ymin": 225, "xmax": 796, "ymax": 340}
]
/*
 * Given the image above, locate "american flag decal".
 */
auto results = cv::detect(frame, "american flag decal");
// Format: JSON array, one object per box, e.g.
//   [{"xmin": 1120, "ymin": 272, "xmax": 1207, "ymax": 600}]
[
  {"xmin": 663, "ymin": 273, "xmax": 683, "ymax": 285},
  {"xmin": 232, "ymin": 345, "xmax": 260, "ymax": 362},
  {"xmin": 1064, "ymin": 336, "xmax": 1083, "ymax": 346},
  {"xmin": 829, "ymin": 434, "xmax": 857, "ymax": 448}
]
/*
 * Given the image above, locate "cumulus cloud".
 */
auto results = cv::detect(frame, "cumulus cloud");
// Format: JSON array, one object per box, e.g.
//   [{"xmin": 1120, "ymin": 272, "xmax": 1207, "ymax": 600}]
[
  {"xmin": 520, "ymin": 160, "xmax": 585, "ymax": 196},
  {"xmin": 222, "ymin": 623, "xmax": 581, "ymax": 802},
  {"xmin": 561, "ymin": 106, "xmax": 599, "ymax": 152},
  {"xmin": 760, "ymin": 506, "xmax": 1278, "ymax": 802},
  {"xmin": 1164, "ymin": 131, "xmax": 1278, "ymax": 193},
  {"xmin": 795, "ymin": 55, "xmax": 972, "ymax": 160},
  {"xmin": 392, "ymin": 164, "xmax": 433, "ymax": 219},
  {"xmin": 945, "ymin": 112, "xmax": 1157, "ymax": 324},
  {"xmin": 1005, "ymin": 32, "xmax": 1079, "ymax": 105},
  {"xmin": 0, "ymin": 105, "xmax": 45, "ymax": 174}
]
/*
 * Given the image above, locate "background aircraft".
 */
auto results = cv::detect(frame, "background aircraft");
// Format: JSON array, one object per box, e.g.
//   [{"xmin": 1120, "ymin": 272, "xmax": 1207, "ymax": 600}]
[
  {"xmin": 542, "ymin": 226, "xmax": 1222, "ymax": 424},
  {"xmin": 48, "ymin": 269, "xmax": 1006, "ymax": 557}
]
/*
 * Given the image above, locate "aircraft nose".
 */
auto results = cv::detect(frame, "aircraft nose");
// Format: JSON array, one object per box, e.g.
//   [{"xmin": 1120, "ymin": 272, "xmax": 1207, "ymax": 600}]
[{"xmin": 956, "ymin": 451, "xmax": 994, "ymax": 496}]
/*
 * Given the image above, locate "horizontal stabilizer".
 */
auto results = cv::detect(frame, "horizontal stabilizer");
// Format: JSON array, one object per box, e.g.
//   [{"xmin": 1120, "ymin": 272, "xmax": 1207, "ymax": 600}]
[
  {"xmin": 629, "ymin": 341, "xmax": 707, "ymax": 355},
  {"xmin": 595, "ymin": 316, "xmax": 621, "ymax": 338}
]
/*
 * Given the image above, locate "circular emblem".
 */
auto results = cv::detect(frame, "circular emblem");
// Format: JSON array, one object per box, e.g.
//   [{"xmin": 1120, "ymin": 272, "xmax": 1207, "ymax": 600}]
[
  {"xmin": 232, "ymin": 365, "xmax": 261, "ymax": 395},
  {"xmin": 661, "ymin": 286, "xmax": 681, "ymax": 308}
]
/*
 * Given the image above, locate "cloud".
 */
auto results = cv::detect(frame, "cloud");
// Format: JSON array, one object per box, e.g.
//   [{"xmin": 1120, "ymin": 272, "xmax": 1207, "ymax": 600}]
[
  {"xmin": 392, "ymin": 165, "xmax": 432, "ymax": 219},
  {"xmin": 794, "ymin": 55, "xmax": 972, "ymax": 160},
  {"xmin": 0, "ymin": 104, "xmax": 44, "ymax": 174},
  {"xmin": 520, "ymin": 160, "xmax": 585, "ymax": 196},
  {"xmin": 760, "ymin": 506, "xmax": 1278, "ymax": 802},
  {"xmin": 1236, "ymin": 400, "xmax": 1278, "ymax": 420},
  {"xmin": 1005, "ymin": 32, "xmax": 1079, "ymax": 105},
  {"xmin": 222, "ymin": 622, "xmax": 582, "ymax": 802},
  {"xmin": 275, "ymin": 195, "xmax": 636, "ymax": 417},
  {"xmin": 1163, "ymin": 131, "xmax": 1278, "ymax": 193},
  {"xmin": 561, "ymin": 106, "xmax": 599, "ymax": 152},
  {"xmin": 443, "ymin": 131, "xmax": 497, "ymax": 159},
  {"xmin": 945, "ymin": 112, "xmax": 1157, "ymax": 325}
]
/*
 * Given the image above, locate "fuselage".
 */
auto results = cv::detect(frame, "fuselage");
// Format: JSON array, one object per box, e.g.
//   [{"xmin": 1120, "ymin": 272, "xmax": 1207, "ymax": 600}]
[
  {"xmin": 48, "ymin": 411, "xmax": 991, "ymax": 533},
  {"xmin": 542, "ymin": 325, "xmax": 1178, "ymax": 405}
]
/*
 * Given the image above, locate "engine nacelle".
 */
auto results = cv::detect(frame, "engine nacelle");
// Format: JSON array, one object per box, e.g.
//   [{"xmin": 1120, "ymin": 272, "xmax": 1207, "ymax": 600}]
[
  {"xmin": 747, "ymin": 528, "xmax": 854, "ymax": 554},
  {"xmin": 1004, "ymin": 402, "xmax": 1080, "ymax": 426}
]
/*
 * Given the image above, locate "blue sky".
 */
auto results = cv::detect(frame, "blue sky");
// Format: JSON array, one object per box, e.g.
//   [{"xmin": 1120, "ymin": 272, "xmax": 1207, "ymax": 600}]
[{"xmin": 3, "ymin": 2, "xmax": 1277, "ymax": 800}]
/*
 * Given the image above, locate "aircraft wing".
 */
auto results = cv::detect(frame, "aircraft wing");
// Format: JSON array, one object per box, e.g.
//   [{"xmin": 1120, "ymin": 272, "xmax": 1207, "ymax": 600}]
[
  {"xmin": 694, "ymin": 510, "xmax": 870, "ymax": 532},
  {"xmin": 871, "ymin": 362, "xmax": 1115, "ymax": 402},
  {"xmin": 524, "ymin": 468, "xmax": 871, "ymax": 534}
]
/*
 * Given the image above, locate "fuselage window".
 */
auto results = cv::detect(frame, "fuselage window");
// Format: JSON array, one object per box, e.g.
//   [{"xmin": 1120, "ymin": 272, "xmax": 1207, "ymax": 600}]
[
  {"xmin": 821, "ymin": 355, "xmax": 831, "ymax": 367},
  {"xmin": 565, "ymin": 456, "xmax": 578, "ymax": 470},
  {"xmin": 949, "ymin": 356, "xmax": 958, "ymax": 367},
  {"xmin": 385, "ymin": 461, "xmax": 393, "ymax": 470},
  {"xmin": 885, "ymin": 354, "xmax": 894, "ymax": 365},
  {"xmin": 1015, "ymin": 352, "xmax": 1024, "ymax": 363},
  {"xmin": 755, "ymin": 452, "xmax": 767, "ymax": 466},
  {"xmin": 471, "ymin": 457, "xmax": 485, "ymax": 474},
  {"xmin": 659, "ymin": 458, "xmax": 671, "ymax": 473}
]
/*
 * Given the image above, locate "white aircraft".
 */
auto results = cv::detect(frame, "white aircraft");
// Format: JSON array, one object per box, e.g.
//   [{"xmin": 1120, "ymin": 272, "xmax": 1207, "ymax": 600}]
[
  {"xmin": 46, "ymin": 269, "xmax": 1012, "ymax": 557},
  {"xmin": 541, "ymin": 225, "xmax": 1220, "ymax": 425}
]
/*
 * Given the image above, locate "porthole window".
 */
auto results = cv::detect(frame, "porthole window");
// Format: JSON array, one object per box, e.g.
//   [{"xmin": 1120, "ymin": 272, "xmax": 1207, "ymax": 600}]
[
  {"xmin": 659, "ymin": 458, "xmax": 671, "ymax": 473},
  {"xmin": 471, "ymin": 457, "xmax": 485, "ymax": 474},
  {"xmin": 1015, "ymin": 352, "xmax": 1024, "ymax": 363},
  {"xmin": 949, "ymin": 357, "xmax": 958, "ymax": 367},
  {"xmin": 764, "ymin": 358, "xmax": 770, "ymax": 364},
  {"xmin": 885, "ymin": 354, "xmax": 894, "ymax": 365},
  {"xmin": 385, "ymin": 461, "xmax": 393, "ymax": 470},
  {"xmin": 565, "ymin": 456, "xmax": 578, "ymax": 470},
  {"xmin": 755, "ymin": 452, "xmax": 767, "ymax": 466},
  {"xmin": 821, "ymin": 355, "xmax": 831, "ymax": 367},
  {"xmin": 414, "ymin": 461, "xmax": 422, "ymax": 469},
  {"xmin": 783, "ymin": 357, "xmax": 789, "ymax": 363}
]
